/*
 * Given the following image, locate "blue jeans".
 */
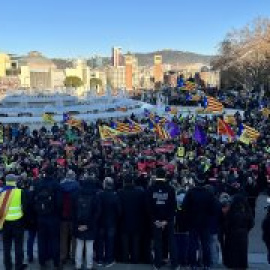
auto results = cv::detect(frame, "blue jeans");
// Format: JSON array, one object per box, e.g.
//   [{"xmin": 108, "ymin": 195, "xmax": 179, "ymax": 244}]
[
  {"xmin": 96, "ymin": 228, "xmax": 116, "ymax": 264},
  {"xmin": 27, "ymin": 230, "xmax": 37, "ymax": 261},
  {"xmin": 209, "ymin": 233, "xmax": 219, "ymax": 267},
  {"xmin": 189, "ymin": 228, "xmax": 211, "ymax": 268}
]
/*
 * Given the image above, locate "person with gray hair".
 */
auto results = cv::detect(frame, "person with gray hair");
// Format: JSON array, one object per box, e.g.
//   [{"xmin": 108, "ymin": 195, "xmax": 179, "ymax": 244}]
[{"xmin": 96, "ymin": 177, "xmax": 121, "ymax": 267}]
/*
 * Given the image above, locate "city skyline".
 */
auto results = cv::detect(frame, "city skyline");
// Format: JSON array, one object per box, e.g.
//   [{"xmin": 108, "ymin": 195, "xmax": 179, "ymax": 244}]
[{"xmin": 1, "ymin": 0, "xmax": 270, "ymax": 58}]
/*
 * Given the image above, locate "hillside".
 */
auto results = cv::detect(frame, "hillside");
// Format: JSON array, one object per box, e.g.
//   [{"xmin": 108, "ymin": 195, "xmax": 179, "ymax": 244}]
[
  {"xmin": 52, "ymin": 50, "xmax": 213, "ymax": 68},
  {"xmin": 134, "ymin": 50, "xmax": 213, "ymax": 66}
]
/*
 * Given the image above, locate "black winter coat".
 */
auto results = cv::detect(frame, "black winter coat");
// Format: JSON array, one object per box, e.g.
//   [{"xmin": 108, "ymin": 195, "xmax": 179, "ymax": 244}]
[
  {"xmin": 118, "ymin": 185, "xmax": 146, "ymax": 234},
  {"xmin": 224, "ymin": 206, "xmax": 254, "ymax": 269},
  {"xmin": 72, "ymin": 182, "xmax": 101, "ymax": 240},
  {"xmin": 97, "ymin": 188, "xmax": 121, "ymax": 229},
  {"xmin": 147, "ymin": 181, "xmax": 176, "ymax": 223},
  {"xmin": 182, "ymin": 186, "xmax": 216, "ymax": 229}
]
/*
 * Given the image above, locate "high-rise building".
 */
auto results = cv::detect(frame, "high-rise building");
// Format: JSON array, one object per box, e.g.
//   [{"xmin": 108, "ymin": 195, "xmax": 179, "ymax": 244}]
[
  {"xmin": 112, "ymin": 47, "xmax": 122, "ymax": 67},
  {"xmin": 153, "ymin": 55, "xmax": 163, "ymax": 83},
  {"xmin": 125, "ymin": 54, "xmax": 133, "ymax": 91}
]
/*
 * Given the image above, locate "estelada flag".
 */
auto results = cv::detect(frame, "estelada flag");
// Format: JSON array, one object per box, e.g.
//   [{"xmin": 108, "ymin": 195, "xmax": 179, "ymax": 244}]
[
  {"xmin": 204, "ymin": 96, "xmax": 223, "ymax": 112},
  {"xmin": 242, "ymin": 124, "xmax": 260, "ymax": 141},
  {"xmin": 217, "ymin": 118, "xmax": 235, "ymax": 139},
  {"xmin": 99, "ymin": 125, "xmax": 120, "ymax": 140}
]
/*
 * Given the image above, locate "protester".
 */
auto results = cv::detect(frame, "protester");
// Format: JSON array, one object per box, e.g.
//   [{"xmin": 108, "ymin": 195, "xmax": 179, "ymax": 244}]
[
  {"xmin": 147, "ymin": 167, "xmax": 177, "ymax": 270},
  {"xmin": 182, "ymin": 178, "xmax": 216, "ymax": 270},
  {"xmin": 118, "ymin": 174, "xmax": 146, "ymax": 263},
  {"xmin": 1, "ymin": 174, "xmax": 27, "ymax": 270},
  {"xmin": 224, "ymin": 194, "xmax": 254, "ymax": 269},
  {"xmin": 60, "ymin": 169, "xmax": 79, "ymax": 265},
  {"xmin": 73, "ymin": 174, "xmax": 100, "ymax": 270},
  {"xmin": 96, "ymin": 177, "xmax": 121, "ymax": 267},
  {"xmin": 33, "ymin": 166, "xmax": 62, "ymax": 270}
]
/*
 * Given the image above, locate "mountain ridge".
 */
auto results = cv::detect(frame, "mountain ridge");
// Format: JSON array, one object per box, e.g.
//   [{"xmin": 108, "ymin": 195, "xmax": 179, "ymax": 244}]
[{"xmin": 52, "ymin": 50, "xmax": 213, "ymax": 68}]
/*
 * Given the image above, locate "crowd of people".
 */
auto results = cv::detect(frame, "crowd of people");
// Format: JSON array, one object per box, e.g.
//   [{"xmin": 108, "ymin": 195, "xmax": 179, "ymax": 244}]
[{"xmin": 1, "ymin": 92, "xmax": 270, "ymax": 270}]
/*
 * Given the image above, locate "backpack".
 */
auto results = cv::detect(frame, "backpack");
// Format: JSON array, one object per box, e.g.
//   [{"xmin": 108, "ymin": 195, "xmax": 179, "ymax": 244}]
[
  {"xmin": 34, "ymin": 186, "xmax": 55, "ymax": 215},
  {"xmin": 76, "ymin": 193, "xmax": 93, "ymax": 224}
]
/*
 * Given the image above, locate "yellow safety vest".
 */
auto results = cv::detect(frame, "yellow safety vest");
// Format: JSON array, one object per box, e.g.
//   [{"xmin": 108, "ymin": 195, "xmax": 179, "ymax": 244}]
[{"xmin": 5, "ymin": 189, "xmax": 23, "ymax": 221}]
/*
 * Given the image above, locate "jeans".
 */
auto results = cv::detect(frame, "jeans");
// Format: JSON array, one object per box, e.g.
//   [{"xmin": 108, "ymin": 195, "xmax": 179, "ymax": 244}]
[
  {"xmin": 75, "ymin": 239, "xmax": 94, "ymax": 269},
  {"xmin": 152, "ymin": 222, "xmax": 177, "ymax": 268},
  {"xmin": 121, "ymin": 233, "xmax": 140, "ymax": 263},
  {"xmin": 27, "ymin": 230, "xmax": 37, "ymax": 261},
  {"xmin": 175, "ymin": 232, "xmax": 189, "ymax": 266},
  {"xmin": 209, "ymin": 233, "xmax": 219, "ymax": 267},
  {"xmin": 37, "ymin": 217, "xmax": 60, "ymax": 267},
  {"xmin": 189, "ymin": 228, "xmax": 211, "ymax": 268},
  {"xmin": 96, "ymin": 227, "xmax": 116, "ymax": 264},
  {"xmin": 3, "ymin": 220, "xmax": 24, "ymax": 270}
]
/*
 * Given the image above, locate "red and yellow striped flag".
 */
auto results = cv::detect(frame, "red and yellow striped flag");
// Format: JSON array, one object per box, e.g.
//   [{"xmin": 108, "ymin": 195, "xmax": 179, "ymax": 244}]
[
  {"xmin": 242, "ymin": 124, "xmax": 260, "ymax": 141},
  {"xmin": 205, "ymin": 96, "xmax": 223, "ymax": 112},
  {"xmin": 155, "ymin": 124, "xmax": 171, "ymax": 140}
]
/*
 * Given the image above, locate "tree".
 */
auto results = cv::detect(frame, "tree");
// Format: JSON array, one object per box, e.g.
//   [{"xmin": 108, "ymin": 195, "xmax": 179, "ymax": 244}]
[
  {"xmin": 212, "ymin": 17, "xmax": 270, "ymax": 93},
  {"xmin": 64, "ymin": 76, "xmax": 83, "ymax": 88},
  {"xmin": 90, "ymin": 78, "xmax": 102, "ymax": 89}
]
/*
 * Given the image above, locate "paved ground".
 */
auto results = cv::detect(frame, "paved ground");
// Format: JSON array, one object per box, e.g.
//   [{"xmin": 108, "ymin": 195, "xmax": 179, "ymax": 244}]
[{"xmin": 0, "ymin": 195, "xmax": 269, "ymax": 269}]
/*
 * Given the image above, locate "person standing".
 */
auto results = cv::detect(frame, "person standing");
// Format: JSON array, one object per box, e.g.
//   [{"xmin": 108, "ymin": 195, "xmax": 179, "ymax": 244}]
[
  {"xmin": 0, "ymin": 174, "xmax": 27, "ymax": 270},
  {"xmin": 73, "ymin": 175, "xmax": 100, "ymax": 270},
  {"xmin": 182, "ymin": 178, "xmax": 216, "ymax": 270},
  {"xmin": 224, "ymin": 194, "xmax": 254, "ymax": 269},
  {"xmin": 60, "ymin": 169, "xmax": 79, "ymax": 265},
  {"xmin": 96, "ymin": 177, "xmax": 121, "ymax": 267},
  {"xmin": 33, "ymin": 166, "xmax": 62, "ymax": 270},
  {"xmin": 147, "ymin": 168, "xmax": 177, "ymax": 270},
  {"xmin": 118, "ymin": 175, "xmax": 146, "ymax": 263}
]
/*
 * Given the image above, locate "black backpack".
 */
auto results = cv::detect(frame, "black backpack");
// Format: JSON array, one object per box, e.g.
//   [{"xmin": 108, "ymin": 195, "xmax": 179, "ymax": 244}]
[
  {"xmin": 34, "ymin": 186, "xmax": 55, "ymax": 215},
  {"xmin": 76, "ymin": 193, "xmax": 94, "ymax": 224}
]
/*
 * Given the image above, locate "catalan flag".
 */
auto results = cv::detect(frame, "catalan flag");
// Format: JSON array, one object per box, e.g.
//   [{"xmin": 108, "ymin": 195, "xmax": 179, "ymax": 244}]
[
  {"xmin": 0, "ymin": 188, "xmax": 15, "ymax": 229},
  {"xmin": 239, "ymin": 124, "xmax": 260, "ymax": 142},
  {"xmin": 262, "ymin": 108, "xmax": 270, "ymax": 118},
  {"xmin": 67, "ymin": 119, "xmax": 83, "ymax": 130},
  {"xmin": 217, "ymin": 118, "xmax": 235, "ymax": 139},
  {"xmin": 224, "ymin": 115, "xmax": 237, "ymax": 125},
  {"xmin": 203, "ymin": 96, "xmax": 223, "ymax": 112},
  {"xmin": 110, "ymin": 120, "xmax": 142, "ymax": 135},
  {"xmin": 155, "ymin": 124, "xmax": 171, "ymax": 140},
  {"xmin": 180, "ymin": 81, "xmax": 196, "ymax": 91},
  {"xmin": 99, "ymin": 126, "xmax": 125, "ymax": 145},
  {"xmin": 99, "ymin": 125, "xmax": 121, "ymax": 140},
  {"xmin": 42, "ymin": 113, "xmax": 55, "ymax": 124}
]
